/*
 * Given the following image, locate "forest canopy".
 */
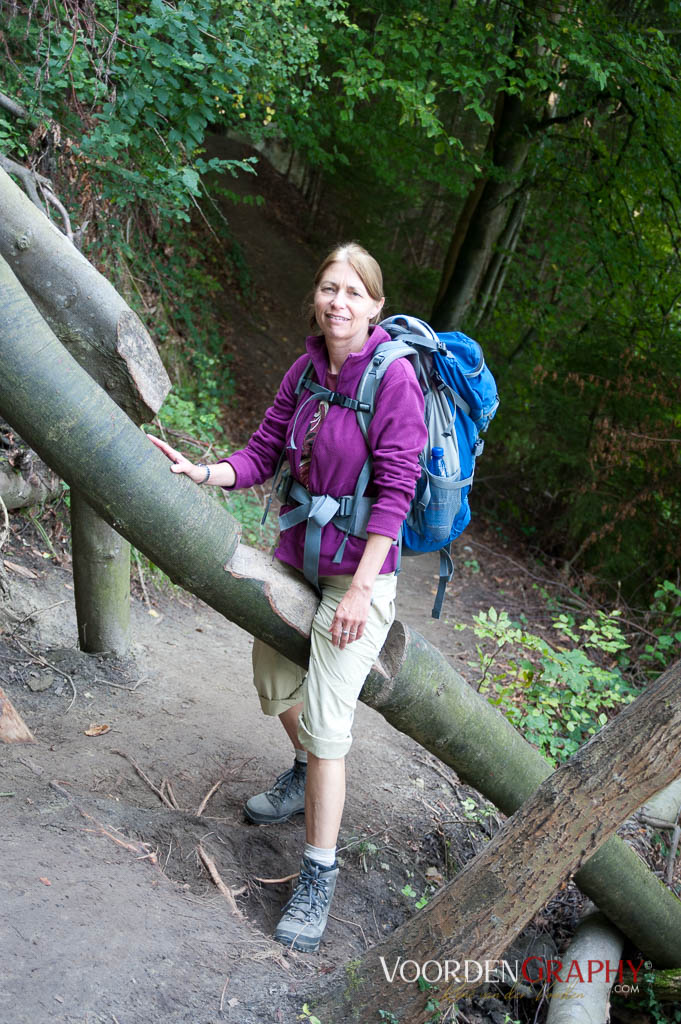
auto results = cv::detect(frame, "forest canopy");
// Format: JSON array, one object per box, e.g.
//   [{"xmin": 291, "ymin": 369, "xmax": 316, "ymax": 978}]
[{"xmin": 1, "ymin": 0, "xmax": 680, "ymax": 603}]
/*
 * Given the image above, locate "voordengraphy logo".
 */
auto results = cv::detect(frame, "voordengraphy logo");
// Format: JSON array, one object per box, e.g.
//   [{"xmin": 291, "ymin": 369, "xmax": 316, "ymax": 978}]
[{"xmin": 379, "ymin": 956, "xmax": 645, "ymax": 994}]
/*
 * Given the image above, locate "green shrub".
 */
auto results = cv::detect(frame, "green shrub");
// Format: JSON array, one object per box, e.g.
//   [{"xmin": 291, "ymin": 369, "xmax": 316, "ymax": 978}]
[{"xmin": 459, "ymin": 605, "xmax": 638, "ymax": 764}]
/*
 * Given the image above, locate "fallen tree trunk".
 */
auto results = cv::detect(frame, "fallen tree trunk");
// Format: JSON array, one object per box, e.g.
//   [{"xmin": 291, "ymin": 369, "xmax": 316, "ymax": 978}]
[
  {"xmin": 1, "ymin": 254, "xmax": 680, "ymax": 966},
  {"xmin": 0, "ymin": 166, "xmax": 170, "ymax": 423},
  {"xmin": 311, "ymin": 659, "xmax": 681, "ymax": 1024},
  {"xmin": 616, "ymin": 966, "xmax": 681, "ymax": 1003}
]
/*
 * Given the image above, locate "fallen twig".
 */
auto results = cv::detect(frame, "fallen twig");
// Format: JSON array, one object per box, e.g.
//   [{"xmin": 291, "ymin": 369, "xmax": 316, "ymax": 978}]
[
  {"xmin": 219, "ymin": 976, "xmax": 230, "ymax": 1013},
  {"xmin": 414, "ymin": 753, "xmax": 461, "ymax": 795},
  {"xmin": 328, "ymin": 910, "xmax": 369, "ymax": 949},
  {"xmin": 197, "ymin": 843, "xmax": 244, "ymax": 918},
  {"xmin": 196, "ymin": 779, "xmax": 223, "ymax": 817},
  {"xmin": 112, "ymin": 749, "xmax": 176, "ymax": 810},
  {"xmin": 83, "ymin": 826, "xmax": 158, "ymax": 862},
  {"xmin": 161, "ymin": 778, "xmax": 180, "ymax": 810},
  {"xmin": 92, "ymin": 676, "xmax": 147, "ymax": 692},
  {"xmin": 133, "ymin": 549, "xmax": 153, "ymax": 613},
  {"xmin": 252, "ymin": 872, "xmax": 299, "ymax": 885},
  {"xmin": 7, "ymin": 600, "xmax": 67, "ymax": 636}
]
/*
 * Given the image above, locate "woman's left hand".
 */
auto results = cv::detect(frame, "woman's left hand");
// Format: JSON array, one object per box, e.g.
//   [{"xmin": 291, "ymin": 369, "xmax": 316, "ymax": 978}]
[{"xmin": 331, "ymin": 584, "xmax": 372, "ymax": 649}]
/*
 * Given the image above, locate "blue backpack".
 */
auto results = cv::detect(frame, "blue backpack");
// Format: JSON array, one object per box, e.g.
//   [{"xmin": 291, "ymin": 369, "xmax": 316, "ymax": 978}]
[
  {"xmin": 355, "ymin": 315, "xmax": 499, "ymax": 617},
  {"xmin": 271, "ymin": 315, "xmax": 499, "ymax": 618}
]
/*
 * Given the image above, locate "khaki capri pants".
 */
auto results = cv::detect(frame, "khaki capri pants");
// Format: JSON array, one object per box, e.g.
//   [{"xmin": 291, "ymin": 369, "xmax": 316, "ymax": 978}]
[{"xmin": 251, "ymin": 573, "xmax": 397, "ymax": 759}]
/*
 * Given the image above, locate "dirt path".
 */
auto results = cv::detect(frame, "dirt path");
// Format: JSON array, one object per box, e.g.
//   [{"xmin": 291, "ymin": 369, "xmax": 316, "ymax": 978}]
[{"xmin": 1, "ymin": 522, "xmax": 535, "ymax": 1024}]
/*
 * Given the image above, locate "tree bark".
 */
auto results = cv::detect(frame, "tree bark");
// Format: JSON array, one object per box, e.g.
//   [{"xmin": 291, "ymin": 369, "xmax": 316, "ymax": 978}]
[
  {"xmin": 0, "ymin": 686, "xmax": 35, "ymax": 743},
  {"xmin": 311, "ymin": 660, "xmax": 681, "ymax": 1024},
  {"xmin": 1, "ymin": 255, "xmax": 681, "ymax": 966},
  {"xmin": 70, "ymin": 489, "xmax": 131, "ymax": 655}
]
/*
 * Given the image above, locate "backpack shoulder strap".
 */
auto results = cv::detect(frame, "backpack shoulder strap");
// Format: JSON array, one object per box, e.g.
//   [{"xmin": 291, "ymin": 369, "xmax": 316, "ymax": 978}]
[
  {"xmin": 355, "ymin": 341, "xmax": 418, "ymax": 443},
  {"xmin": 294, "ymin": 358, "xmax": 315, "ymax": 395}
]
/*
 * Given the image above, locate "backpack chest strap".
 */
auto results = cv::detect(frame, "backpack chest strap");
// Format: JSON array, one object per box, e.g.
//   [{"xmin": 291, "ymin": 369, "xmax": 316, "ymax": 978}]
[{"xmin": 302, "ymin": 378, "xmax": 372, "ymax": 413}]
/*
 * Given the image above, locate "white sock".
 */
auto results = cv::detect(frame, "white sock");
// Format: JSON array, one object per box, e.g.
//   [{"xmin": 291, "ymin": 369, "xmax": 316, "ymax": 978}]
[
  {"xmin": 294, "ymin": 748, "xmax": 308, "ymax": 765},
  {"xmin": 304, "ymin": 843, "xmax": 336, "ymax": 868}
]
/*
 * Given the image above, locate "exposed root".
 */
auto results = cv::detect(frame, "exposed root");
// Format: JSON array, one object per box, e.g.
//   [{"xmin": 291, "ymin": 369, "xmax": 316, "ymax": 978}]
[
  {"xmin": 112, "ymin": 749, "xmax": 177, "ymax": 810},
  {"xmin": 196, "ymin": 778, "xmax": 223, "ymax": 817},
  {"xmin": 197, "ymin": 842, "xmax": 244, "ymax": 919}
]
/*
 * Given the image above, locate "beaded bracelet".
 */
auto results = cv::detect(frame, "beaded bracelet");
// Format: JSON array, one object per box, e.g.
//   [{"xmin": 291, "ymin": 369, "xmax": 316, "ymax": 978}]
[{"xmin": 196, "ymin": 463, "xmax": 211, "ymax": 485}]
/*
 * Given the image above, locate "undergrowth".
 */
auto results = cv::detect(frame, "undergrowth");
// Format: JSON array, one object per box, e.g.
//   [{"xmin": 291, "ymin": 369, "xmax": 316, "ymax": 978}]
[{"xmin": 456, "ymin": 595, "xmax": 647, "ymax": 764}]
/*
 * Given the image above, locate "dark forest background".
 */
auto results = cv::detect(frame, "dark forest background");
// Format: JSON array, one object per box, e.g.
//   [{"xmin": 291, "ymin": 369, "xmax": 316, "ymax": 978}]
[{"xmin": 2, "ymin": 0, "xmax": 680, "ymax": 611}]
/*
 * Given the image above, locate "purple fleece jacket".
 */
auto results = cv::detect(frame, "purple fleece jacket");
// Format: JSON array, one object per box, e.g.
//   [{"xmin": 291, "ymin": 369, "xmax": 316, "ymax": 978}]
[{"xmin": 225, "ymin": 325, "xmax": 427, "ymax": 577}]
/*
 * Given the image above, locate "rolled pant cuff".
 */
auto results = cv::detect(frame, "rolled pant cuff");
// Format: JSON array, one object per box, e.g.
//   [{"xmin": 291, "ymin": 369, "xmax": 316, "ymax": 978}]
[
  {"xmin": 258, "ymin": 694, "xmax": 302, "ymax": 717},
  {"xmin": 297, "ymin": 715, "xmax": 352, "ymax": 759}
]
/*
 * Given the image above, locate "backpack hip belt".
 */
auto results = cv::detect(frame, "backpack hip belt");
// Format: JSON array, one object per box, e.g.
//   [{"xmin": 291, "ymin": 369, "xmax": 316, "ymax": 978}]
[{"xmin": 278, "ymin": 477, "xmax": 377, "ymax": 594}]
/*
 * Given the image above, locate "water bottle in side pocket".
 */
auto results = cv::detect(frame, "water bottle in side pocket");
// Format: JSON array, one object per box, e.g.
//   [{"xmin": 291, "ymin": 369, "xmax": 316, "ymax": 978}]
[{"xmin": 423, "ymin": 446, "xmax": 461, "ymax": 544}]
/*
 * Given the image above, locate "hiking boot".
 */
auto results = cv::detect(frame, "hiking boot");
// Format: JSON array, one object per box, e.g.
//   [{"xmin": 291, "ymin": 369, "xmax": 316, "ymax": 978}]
[
  {"xmin": 273, "ymin": 856, "xmax": 339, "ymax": 952},
  {"xmin": 244, "ymin": 759, "xmax": 306, "ymax": 824}
]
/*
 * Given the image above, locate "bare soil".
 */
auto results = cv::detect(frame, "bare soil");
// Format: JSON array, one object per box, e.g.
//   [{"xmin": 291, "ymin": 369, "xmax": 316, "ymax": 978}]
[{"xmin": 3, "ymin": 514, "xmax": 556, "ymax": 1024}]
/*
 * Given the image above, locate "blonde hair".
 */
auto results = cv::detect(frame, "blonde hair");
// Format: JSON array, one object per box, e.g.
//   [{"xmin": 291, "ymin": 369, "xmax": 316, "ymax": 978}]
[{"xmin": 308, "ymin": 242, "xmax": 385, "ymax": 329}]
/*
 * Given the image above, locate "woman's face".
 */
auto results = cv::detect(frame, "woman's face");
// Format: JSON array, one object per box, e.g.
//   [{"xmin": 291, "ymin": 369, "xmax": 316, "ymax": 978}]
[{"xmin": 313, "ymin": 261, "xmax": 384, "ymax": 350}]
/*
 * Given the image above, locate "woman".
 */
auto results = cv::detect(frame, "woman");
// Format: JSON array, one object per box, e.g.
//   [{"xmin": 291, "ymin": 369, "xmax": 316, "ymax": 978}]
[{"xmin": 149, "ymin": 242, "xmax": 427, "ymax": 951}]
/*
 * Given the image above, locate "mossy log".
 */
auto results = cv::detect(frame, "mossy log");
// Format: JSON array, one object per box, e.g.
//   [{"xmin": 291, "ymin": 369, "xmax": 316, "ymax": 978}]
[{"xmin": 1, "ymin": 255, "xmax": 680, "ymax": 969}]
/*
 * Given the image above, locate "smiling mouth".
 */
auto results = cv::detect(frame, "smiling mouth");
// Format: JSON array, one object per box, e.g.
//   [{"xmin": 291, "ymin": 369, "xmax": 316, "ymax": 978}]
[{"xmin": 327, "ymin": 313, "xmax": 350, "ymax": 322}]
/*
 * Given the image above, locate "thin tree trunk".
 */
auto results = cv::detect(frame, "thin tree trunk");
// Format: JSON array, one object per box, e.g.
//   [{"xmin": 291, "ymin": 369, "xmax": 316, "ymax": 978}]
[
  {"xmin": 431, "ymin": 92, "xmax": 534, "ymax": 330},
  {"xmin": 473, "ymin": 191, "xmax": 530, "ymax": 329},
  {"xmin": 1, "ymin": 256, "xmax": 681, "ymax": 966},
  {"xmin": 311, "ymin": 659, "xmax": 681, "ymax": 1024},
  {"xmin": 70, "ymin": 490, "xmax": 131, "ymax": 655}
]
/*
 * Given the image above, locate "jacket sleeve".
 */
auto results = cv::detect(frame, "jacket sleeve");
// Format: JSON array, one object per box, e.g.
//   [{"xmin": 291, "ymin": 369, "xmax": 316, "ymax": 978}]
[
  {"xmin": 365, "ymin": 358, "xmax": 427, "ymax": 539},
  {"xmin": 221, "ymin": 355, "xmax": 309, "ymax": 489}
]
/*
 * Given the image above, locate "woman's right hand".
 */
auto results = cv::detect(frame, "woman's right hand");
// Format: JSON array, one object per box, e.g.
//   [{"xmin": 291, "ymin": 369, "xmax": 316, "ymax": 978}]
[{"xmin": 146, "ymin": 433, "xmax": 209, "ymax": 484}]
